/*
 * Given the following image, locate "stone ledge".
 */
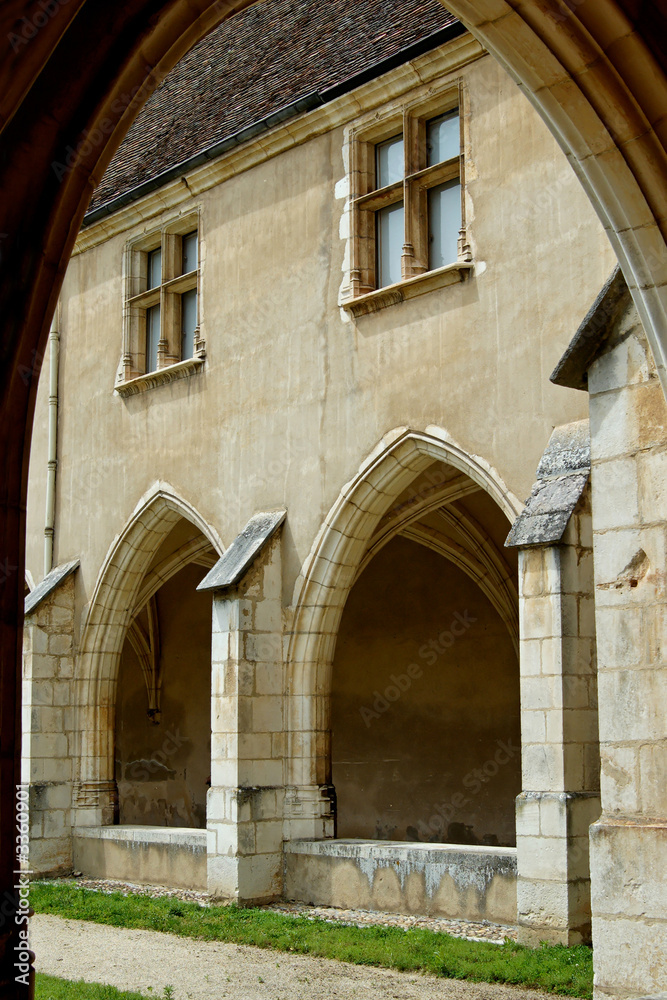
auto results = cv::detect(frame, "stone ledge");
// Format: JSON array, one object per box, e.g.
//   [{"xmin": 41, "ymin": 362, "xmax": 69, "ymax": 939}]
[
  {"xmin": 342, "ymin": 262, "xmax": 473, "ymax": 318},
  {"xmin": 73, "ymin": 826, "xmax": 207, "ymax": 890},
  {"xmin": 115, "ymin": 357, "xmax": 205, "ymax": 397},
  {"xmin": 284, "ymin": 838, "xmax": 517, "ymax": 924},
  {"xmin": 75, "ymin": 825, "xmax": 207, "ymax": 848},
  {"xmin": 287, "ymin": 838, "xmax": 516, "ymax": 863}
]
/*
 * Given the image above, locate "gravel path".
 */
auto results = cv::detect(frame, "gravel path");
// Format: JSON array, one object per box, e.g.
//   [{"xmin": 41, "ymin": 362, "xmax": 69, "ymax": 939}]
[{"xmin": 33, "ymin": 914, "xmax": 550, "ymax": 1000}]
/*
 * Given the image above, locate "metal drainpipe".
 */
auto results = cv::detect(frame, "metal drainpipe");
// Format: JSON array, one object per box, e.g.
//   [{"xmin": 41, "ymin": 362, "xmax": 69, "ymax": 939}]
[{"xmin": 44, "ymin": 305, "xmax": 60, "ymax": 577}]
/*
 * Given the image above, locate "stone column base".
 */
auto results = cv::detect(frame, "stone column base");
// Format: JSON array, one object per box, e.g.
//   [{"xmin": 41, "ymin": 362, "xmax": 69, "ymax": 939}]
[
  {"xmin": 72, "ymin": 780, "xmax": 117, "ymax": 827},
  {"xmin": 284, "ymin": 784, "xmax": 336, "ymax": 840},
  {"xmin": 207, "ymin": 785, "xmax": 284, "ymax": 904},
  {"xmin": 516, "ymin": 790, "xmax": 600, "ymax": 946}
]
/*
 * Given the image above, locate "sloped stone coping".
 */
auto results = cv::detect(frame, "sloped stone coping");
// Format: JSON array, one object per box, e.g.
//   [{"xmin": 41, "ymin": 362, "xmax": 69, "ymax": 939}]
[
  {"xmin": 198, "ymin": 509, "xmax": 286, "ymax": 592},
  {"xmin": 25, "ymin": 559, "xmax": 79, "ymax": 616},
  {"xmin": 505, "ymin": 420, "xmax": 590, "ymax": 548}
]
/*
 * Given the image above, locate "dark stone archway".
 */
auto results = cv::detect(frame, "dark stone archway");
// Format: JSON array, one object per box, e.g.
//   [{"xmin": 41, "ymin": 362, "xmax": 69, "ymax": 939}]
[{"xmin": 1, "ymin": 1, "xmax": 666, "ymax": 995}]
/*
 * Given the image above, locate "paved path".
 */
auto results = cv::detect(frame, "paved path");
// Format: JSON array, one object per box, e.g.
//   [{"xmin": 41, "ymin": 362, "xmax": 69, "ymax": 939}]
[{"xmin": 33, "ymin": 914, "xmax": 551, "ymax": 1000}]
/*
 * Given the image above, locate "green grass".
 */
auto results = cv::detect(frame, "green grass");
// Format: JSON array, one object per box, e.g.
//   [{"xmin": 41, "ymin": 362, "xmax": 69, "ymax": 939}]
[
  {"xmin": 36, "ymin": 974, "xmax": 148, "ymax": 999},
  {"xmin": 32, "ymin": 882, "xmax": 593, "ymax": 998}
]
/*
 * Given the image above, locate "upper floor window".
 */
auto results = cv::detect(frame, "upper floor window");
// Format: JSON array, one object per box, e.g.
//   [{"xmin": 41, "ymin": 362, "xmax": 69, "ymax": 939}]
[
  {"xmin": 118, "ymin": 215, "xmax": 205, "ymax": 393},
  {"xmin": 343, "ymin": 86, "xmax": 472, "ymax": 316}
]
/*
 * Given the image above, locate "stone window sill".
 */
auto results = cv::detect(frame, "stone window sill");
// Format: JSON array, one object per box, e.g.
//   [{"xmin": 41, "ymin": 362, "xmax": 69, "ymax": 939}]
[
  {"xmin": 342, "ymin": 261, "xmax": 473, "ymax": 318},
  {"xmin": 115, "ymin": 356, "xmax": 205, "ymax": 397}
]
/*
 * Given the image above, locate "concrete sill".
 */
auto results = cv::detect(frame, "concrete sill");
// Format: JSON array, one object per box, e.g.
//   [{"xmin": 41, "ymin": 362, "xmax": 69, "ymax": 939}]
[
  {"xmin": 342, "ymin": 262, "xmax": 473, "ymax": 318},
  {"xmin": 115, "ymin": 356, "xmax": 205, "ymax": 397}
]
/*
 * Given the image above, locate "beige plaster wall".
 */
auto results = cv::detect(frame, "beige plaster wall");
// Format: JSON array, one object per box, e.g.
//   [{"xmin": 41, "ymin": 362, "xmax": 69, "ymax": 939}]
[
  {"xmin": 332, "ymin": 536, "xmax": 520, "ymax": 846},
  {"xmin": 115, "ymin": 564, "xmax": 212, "ymax": 828},
  {"xmin": 25, "ymin": 48, "xmax": 616, "ymax": 624}
]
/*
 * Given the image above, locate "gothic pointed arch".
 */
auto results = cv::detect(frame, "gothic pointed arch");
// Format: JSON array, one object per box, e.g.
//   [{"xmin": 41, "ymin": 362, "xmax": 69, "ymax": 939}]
[
  {"xmin": 72, "ymin": 483, "xmax": 223, "ymax": 820},
  {"xmin": 285, "ymin": 428, "xmax": 521, "ymax": 795}
]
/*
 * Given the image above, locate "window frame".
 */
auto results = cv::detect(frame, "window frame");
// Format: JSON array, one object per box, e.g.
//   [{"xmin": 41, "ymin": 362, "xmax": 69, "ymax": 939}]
[
  {"xmin": 119, "ymin": 213, "xmax": 205, "ymax": 393},
  {"xmin": 344, "ymin": 82, "xmax": 472, "ymax": 316}
]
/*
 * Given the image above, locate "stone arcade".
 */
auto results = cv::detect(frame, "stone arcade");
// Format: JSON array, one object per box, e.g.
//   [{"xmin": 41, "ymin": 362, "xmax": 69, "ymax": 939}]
[{"xmin": 16, "ymin": 2, "xmax": 666, "ymax": 997}]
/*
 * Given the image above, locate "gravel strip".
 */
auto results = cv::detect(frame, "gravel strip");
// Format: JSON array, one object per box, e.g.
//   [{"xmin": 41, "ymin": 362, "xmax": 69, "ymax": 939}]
[
  {"xmin": 40, "ymin": 877, "xmax": 517, "ymax": 944},
  {"xmin": 32, "ymin": 913, "xmax": 548, "ymax": 1000}
]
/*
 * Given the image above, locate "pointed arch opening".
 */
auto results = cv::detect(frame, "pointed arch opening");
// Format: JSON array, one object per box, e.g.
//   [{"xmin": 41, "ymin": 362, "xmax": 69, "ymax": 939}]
[
  {"xmin": 73, "ymin": 486, "xmax": 222, "ymax": 828},
  {"xmin": 286, "ymin": 430, "xmax": 521, "ymax": 850}
]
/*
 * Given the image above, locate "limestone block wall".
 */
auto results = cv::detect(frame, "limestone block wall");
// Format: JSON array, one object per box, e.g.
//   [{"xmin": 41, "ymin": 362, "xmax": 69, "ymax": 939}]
[
  {"xmin": 207, "ymin": 532, "xmax": 289, "ymax": 904},
  {"xmin": 22, "ymin": 575, "xmax": 76, "ymax": 876},
  {"xmin": 515, "ymin": 492, "xmax": 600, "ymax": 946},
  {"xmin": 588, "ymin": 306, "xmax": 667, "ymax": 998}
]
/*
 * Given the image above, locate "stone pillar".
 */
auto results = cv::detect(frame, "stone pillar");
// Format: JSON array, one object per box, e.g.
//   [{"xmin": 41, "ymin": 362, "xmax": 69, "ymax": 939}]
[
  {"xmin": 22, "ymin": 572, "xmax": 76, "ymax": 876},
  {"xmin": 587, "ymin": 312, "xmax": 667, "ymax": 997},
  {"xmin": 515, "ymin": 492, "xmax": 600, "ymax": 946},
  {"xmin": 206, "ymin": 530, "xmax": 285, "ymax": 904}
]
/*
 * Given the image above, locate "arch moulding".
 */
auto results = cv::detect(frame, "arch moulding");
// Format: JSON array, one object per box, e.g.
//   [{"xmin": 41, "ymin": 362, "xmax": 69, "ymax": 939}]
[
  {"xmin": 72, "ymin": 483, "xmax": 224, "ymax": 820},
  {"xmin": 285, "ymin": 427, "xmax": 521, "ymax": 791}
]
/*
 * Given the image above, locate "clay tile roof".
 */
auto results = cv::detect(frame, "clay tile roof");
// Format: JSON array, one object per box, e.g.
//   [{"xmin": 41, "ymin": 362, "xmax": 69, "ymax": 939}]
[{"xmin": 87, "ymin": 0, "xmax": 458, "ymax": 217}]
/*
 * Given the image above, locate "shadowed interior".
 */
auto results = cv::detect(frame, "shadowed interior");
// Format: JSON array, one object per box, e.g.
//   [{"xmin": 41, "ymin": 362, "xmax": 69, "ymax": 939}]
[
  {"xmin": 332, "ymin": 479, "xmax": 520, "ymax": 847},
  {"xmin": 115, "ymin": 555, "xmax": 212, "ymax": 829}
]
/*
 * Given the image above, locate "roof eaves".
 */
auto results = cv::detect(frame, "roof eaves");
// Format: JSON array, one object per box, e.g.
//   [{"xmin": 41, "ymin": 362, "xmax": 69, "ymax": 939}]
[{"xmin": 82, "ymin": 20, "xmax": 467, "ymax": 228}]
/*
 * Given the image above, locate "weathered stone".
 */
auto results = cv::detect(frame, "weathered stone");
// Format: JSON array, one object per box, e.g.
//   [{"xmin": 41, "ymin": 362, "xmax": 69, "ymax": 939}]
[{"xmin": 198, "ymin": 511, "xmax": 286, "ymax": 592}]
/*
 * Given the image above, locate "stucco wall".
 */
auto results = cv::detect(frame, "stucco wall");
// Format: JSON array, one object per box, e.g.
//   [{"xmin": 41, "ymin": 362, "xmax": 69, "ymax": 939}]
[
  {"xmin": 25, "ymin": 48, "xmax": 616, "ymax": 611},
  {"xmin": 332, "ymin": 536, "xmax": 520, "ymax": 846}
]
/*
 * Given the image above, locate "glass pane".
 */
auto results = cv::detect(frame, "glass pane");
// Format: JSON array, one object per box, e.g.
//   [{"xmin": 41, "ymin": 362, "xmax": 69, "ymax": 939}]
[
  {"xmin": 376, "ymin": 135, "xmax": 404, "ymax": 188},
  {"xmin": 147, "ymin": 247, "xmax": 162, "ymax": 289},
  {"xmin": 427, "ymin": 111, "xmax": 459, "ymax": 166},
  {"xmin": 428, "ymin": 180, "xmax": 461, "ymax": 270},
  {"xmin": 146, "ymin": 304, "xmax": 160, "ymax": 372},
  {"xmin": 376, "ymin": 201, "xmax": 404, "ymax": 288},
  {"xmin": 181, "ymin": 289, "xmax": 197, "ymax": 359},
  {"xmin": 182, "ymin": 231, "xmax": 198, "ymax": 274}
]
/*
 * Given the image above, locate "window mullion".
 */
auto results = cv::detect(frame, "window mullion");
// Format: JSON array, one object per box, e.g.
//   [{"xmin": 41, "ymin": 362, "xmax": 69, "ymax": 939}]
[
  {"xmin": 159, "ymin": 233, "xmax": 180, "ymax": 365},
  {"xmin": 406, "ymin": 178, "xmax": 428, "ymax": 278},
  {"xmin": 159, "ymin": 286, "xmax": 180, "ymax": 369},
  {"xmin": 457, "ymin": 81, "xmax": 472, "ymax": 263},
  {"xmin": 401, "ymin": 112, "xmax": 414, "ymax": 280}
]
